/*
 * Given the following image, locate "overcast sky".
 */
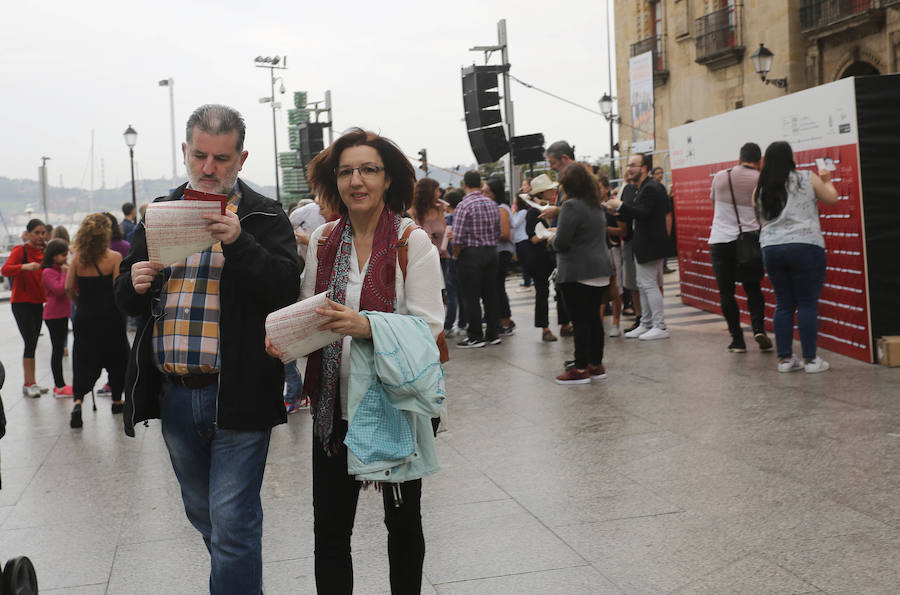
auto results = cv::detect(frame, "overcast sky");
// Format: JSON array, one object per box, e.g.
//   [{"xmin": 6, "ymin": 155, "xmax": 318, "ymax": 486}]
[{"xmin": 3, "ymin": 0, "xmax": 616, "ymax": 190}]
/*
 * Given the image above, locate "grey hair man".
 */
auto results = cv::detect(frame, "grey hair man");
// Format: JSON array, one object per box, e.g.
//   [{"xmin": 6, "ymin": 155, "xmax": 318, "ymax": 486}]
[{"xmin": 115, "ymin": 103, "xmax": 300, "ymax": 594}]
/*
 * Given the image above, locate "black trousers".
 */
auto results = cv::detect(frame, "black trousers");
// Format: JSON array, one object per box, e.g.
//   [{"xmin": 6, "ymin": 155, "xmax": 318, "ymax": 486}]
[
  {"xmin": 313, "ymin": 422, "xmax": 424, "ymax": 595},
  {"xmin": 457, "ymin": 246, "xmax": 500, "ymax": 341},
  {"xmin": 559, "ymin": 282, "xmax": 605, "ymax": 369},
  {"xmin": 12, "ymin": 302, "xmax": 43, "ymax": 358},
  {"xmin": 555, "ymin": 280, "xmax": 571, "ymax": 326},
  {"xmin": 529, "ymin": 246, "xmax": 555, "ymax": 328},
  {"xmin": 496, "ymin": 250, "xmax": 513, "ymax": 320},
  {"xmin": 710, "ymin": 241, "xmax": 766, "ymax": 342},
  {"xmin": 44, "ymin": 317, "xmax": 68, "ymax": 388}
]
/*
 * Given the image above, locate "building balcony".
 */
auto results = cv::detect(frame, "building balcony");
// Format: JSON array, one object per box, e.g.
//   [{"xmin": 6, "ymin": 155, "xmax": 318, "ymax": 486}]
[
  {"xmin": 630, "ymin": 34, "xmax": 669, "ymax": 86},
  {"xmin": 799, "ymin": 0, "xmax": 886, "ymax": 40},
  {"xmin": 694, "ymin": 5, "xmax": 745, "ymax": 70}
]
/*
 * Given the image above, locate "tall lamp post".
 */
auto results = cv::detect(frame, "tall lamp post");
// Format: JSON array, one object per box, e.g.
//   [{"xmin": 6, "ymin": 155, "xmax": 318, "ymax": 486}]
[
  {"xmin": 158, "ymin": 78, "xmax": 178, "ymax": 186},
  {"xmin": 254, "ymin": 55, "xmax": 288, "ymax": 202},
  {"xmin": 599, "ymin": 93, "xmax": 620, "ymax": 180},
  {"xmin": 123, "ymin": 125, "xmax": 138, "ymax": 209},
  {"xmin": 39, "ymin": 156, "xmax": 51, "ymax": 221}
]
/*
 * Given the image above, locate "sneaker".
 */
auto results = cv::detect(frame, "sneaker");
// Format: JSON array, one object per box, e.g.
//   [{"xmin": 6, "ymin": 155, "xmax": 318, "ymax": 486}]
[
  {"xmin": 728, "ymin": 340, "xmax": 747, "ymax": 353},
  {"xmin": 542, "ymin": 328, "xmax": 558, "ymax": 342},
  {"xmin": 70, "ymin": 404, "xmax": 83, "ymax": 429},
  {"xmin": 298, "ymin": 397, "xmax": 310, "ymax": 410},
  {"xmin": 754, "ymin": 332, "xmax": 774, "ymax": 352},
  {"xmin": 564, "ymin": 359, "xmax": 576, "ymax": 370},
  {"xmin": 608, "ymin": 325, "xmax": 621, "ymax": 337},
  {"xmin": 285, "ymin": 401, "xmax": 300, "ymax": 415},
  {"xmin": 559, "ymin": 323, "xmax": 574, "ymax": 337},
  {"xmin": 499, "ymin": 324, "xmax": 515, "ymax": 337},
  {"xmin": 555, "ymin": 368, "xmax": 591, "ymax": 385},
  {"xmin": 23, "ymin": 384, "xmax": 42, "ymax": 398},
  {"xmin": 457, "ymin": 338, "xmax": 486, "ymax": 349},
  {"xmin": 804, "ymin": 357, "xmax": 830, "ymax": 374},
  {"xmin": 639, "ymin": 327, "xmax": 670, "ymax": 341},
  {"xmin": 35, "ymin": 384, "xmax": 50, "ymax": 394},
  {"xmin": 53, "ymin": 385, "xmax": 74, "ymax": 398},
  {"xmin": 777, "ymin": 355, "xmax": 804, "ymax": 373},
  {"xmin": 625, "ymin": 325, "xmax": 651, "ymax": 338},
  {"xmin": 97, "ymin": 383, "xmax": 112, "ymax": 396},
  {"xmin": 587, "ymin": 364, "xmax": 607, "ymax": 380},
  {"xmin": 624, "ymin": 320, "xmax": 642, "ymax": 333},
  {"xmin": 487, "ymin": 336, "xmax": 502, "ymax": 345}
]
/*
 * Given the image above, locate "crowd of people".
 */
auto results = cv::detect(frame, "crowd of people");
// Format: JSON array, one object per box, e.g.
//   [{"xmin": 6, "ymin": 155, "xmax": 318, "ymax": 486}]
[{"xmin": 0, "ymin": 99, "xmax": 838, "ymax": 593}]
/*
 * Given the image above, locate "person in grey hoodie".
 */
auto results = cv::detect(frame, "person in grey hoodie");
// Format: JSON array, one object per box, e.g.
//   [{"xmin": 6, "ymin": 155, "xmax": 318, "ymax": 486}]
[{"xmin": 551, "ymin": 163, "xmax": 614, "ymax": 385}]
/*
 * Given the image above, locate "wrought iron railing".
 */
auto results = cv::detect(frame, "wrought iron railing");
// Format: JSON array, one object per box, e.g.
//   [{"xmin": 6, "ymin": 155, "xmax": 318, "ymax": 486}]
[
  {"xmin": 630, "ymin": 34, "xmax": 667, "ymax": 74},
  {"xmin": 800, "ymin": 0, "xmax": 875, "ymax": 30},
  {"xmin": 695, "ymin": 5, "xmax": 743, "ymax": 62}
]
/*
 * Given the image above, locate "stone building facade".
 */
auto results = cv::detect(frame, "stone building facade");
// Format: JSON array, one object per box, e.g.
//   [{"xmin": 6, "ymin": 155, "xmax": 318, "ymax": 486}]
[{"xmin": 613, "ymin": 0, "xmax": 900, "ymax": 168}]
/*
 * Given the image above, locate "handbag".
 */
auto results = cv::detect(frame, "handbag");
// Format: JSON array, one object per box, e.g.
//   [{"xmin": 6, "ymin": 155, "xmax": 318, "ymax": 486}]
[{"xmin": 727, "ymin": 169, "xmax": 764, "ymax": 280}]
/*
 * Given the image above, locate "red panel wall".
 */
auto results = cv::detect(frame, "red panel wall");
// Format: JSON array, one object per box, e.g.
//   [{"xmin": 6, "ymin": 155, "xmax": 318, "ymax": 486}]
[{"xmin": 672, "ymin": 143, "xmax": 871, "ymax": 361}]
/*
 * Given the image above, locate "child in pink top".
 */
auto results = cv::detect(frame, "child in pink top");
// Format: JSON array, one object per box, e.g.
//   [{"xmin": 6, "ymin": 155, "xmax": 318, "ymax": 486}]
[{"xmin": 41, "ymin": 239, "xmax": 74, "ymax": 397}]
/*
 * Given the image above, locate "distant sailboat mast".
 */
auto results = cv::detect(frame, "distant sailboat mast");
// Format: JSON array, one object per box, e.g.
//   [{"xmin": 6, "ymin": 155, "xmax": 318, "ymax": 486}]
[{"xmin": 89, "ymin": 129, "xmax": 95, "ymax": 212}]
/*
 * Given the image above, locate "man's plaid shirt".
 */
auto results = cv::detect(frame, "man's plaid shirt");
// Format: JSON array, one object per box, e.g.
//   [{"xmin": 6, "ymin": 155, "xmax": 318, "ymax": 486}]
[
  {"xmin": 152, "ymin": 187, "xmax": 241, "ymax": 376},
  {"xmin": 452, "ymin": 191, "xmax": 500, "ymax": 248}
]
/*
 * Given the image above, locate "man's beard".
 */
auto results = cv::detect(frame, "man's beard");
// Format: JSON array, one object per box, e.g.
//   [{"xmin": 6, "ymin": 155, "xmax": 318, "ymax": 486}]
[{"xmin": 189, "ymin": 170, "xmax": 238, "ymax": 195}]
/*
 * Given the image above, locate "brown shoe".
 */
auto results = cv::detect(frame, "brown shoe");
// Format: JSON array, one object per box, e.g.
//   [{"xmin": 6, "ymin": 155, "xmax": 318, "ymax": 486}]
[
  {"xmin": 542, "ymin": 329, "xmax": 558, "ymax": 342},
  {"xmin": 559, "ymin": 323, "xmax": 574, "ymax": 337},
  {"xmin": 587, "ymin": 364, "xmax": 607, "ymax": 380}
]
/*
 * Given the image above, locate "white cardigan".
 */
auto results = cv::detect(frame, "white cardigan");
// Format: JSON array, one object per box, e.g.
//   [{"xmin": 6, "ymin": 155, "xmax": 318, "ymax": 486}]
[{"xmin": 300, "ymin": 217, "xmax": 445, "ymax": 420}]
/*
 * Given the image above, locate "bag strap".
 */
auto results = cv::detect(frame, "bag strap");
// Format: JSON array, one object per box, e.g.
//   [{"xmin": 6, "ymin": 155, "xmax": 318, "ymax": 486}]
[
  {"xmin": 317, "ymin": 220, "xmax": 415, "ymax": 280},
  {"xmin": 726, "ymin": 169, "xmax": 744, "ymax": 236}
]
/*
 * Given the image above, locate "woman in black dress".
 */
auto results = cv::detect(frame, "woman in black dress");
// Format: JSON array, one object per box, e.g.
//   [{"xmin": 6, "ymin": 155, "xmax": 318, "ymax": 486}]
[{"xmin": 65, "ymin": 213, "xmax": 129, "ymax": 428}]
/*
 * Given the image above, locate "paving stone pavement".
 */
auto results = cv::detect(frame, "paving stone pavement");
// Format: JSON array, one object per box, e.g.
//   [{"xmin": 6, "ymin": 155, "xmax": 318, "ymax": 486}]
[{"xmin": 1, "ymin": 270, "xmax": 899, "ymax": 594}]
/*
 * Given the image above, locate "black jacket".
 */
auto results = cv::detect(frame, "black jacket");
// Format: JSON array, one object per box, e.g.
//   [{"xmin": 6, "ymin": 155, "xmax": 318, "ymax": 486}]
[
  {"xmin": 114, "ymin": 180, "xmax": 300, "ymax": 437},
  {"xmin": 616, "ymin": 177, "xmax": 669, "ymax": 263}
]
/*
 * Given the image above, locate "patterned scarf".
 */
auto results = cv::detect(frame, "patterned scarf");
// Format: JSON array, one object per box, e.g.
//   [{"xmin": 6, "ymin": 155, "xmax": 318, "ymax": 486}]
[{"xmin": 303, "ymin": 207, "xmax": 400, "ymax": 454}]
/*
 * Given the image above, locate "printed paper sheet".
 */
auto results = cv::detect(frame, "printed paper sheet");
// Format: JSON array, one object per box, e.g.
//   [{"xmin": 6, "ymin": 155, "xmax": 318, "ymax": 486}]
[
  {"xmin": 145, "ymin": 200, "xmax": 223, "ymax": 265},
  {"xmin": 265, "ymin": 292, "xmax": 342, "ymax": 362}
]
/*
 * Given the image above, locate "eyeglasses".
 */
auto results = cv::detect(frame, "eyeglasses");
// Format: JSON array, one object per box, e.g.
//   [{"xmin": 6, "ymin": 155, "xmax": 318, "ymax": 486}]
[{"xmin": 334, "ymin": 164, "xmax": 385, "ymax": 180}]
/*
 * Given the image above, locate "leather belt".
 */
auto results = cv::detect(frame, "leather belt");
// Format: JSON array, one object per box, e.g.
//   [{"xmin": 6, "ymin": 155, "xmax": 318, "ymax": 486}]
[{"xmin": 166, "ymin": 373, "xmax": 218, "ymax": 389}]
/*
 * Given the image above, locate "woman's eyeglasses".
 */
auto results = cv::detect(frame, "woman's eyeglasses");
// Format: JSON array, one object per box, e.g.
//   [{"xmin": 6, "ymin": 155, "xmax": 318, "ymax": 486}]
[{"xmin": 334, "ymin": 164, "xmax": 384, "ymax": 180}]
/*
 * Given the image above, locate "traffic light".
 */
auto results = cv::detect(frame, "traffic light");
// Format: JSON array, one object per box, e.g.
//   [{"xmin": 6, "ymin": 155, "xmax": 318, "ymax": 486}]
[
  {"xmin": 418, "ymin": 148, "xmax": 428, "ymax": 174},
  {"xmin": 461, "ymin": 64, "xmax": 509, "ymax": 164}
]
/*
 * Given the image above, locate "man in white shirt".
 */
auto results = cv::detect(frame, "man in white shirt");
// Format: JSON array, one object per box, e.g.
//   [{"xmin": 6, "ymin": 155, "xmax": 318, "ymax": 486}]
[{"xmin": 708, "ymin": 142, "xmax": 773, "ymax": 353}]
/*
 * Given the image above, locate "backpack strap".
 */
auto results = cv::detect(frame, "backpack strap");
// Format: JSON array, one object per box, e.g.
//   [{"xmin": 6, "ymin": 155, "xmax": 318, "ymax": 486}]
[
  {"xmin": 315, "ymin": 221, "xmax": 339, "ymax": 264},
  {"xmin": 398, "ymin": 222, "xmax": 418, "ymax": 280}
]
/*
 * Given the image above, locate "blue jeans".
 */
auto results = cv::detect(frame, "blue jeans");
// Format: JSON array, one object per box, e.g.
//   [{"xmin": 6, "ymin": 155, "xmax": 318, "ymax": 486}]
[
  {"xmin": 763, "ymin": 243, "xmax": 826, "ymax": 360},
  {"xmin": 283, "ymin": 361, "xmax": 303, "ymax": 404},
  {"xmin": 160, "ymin": 382, "xmax": 271, "ymax": 595}
]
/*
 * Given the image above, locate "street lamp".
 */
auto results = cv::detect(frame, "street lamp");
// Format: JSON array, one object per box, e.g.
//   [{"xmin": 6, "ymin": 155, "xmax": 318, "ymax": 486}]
[
  {"xmin": 39, "ymin": 156, "xmax": 51, "ymax": 222},
  {"xmin": 123, "ymin": 125, "xmax": 138, "ymax": 209},
  {"xmin": 158, "ymin": 78, "xmax": 177, "ymax": 186},
  {"xmin": 254, "ymin": 55, "xmax": 288, "ymax": 202},
  {"xmin": 751, "ymin": 44, "xmax": 788, "ymax": 90},
  {"xmin": 599, "ymin": 93, "xmax": 620, "ymax": 180}
]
